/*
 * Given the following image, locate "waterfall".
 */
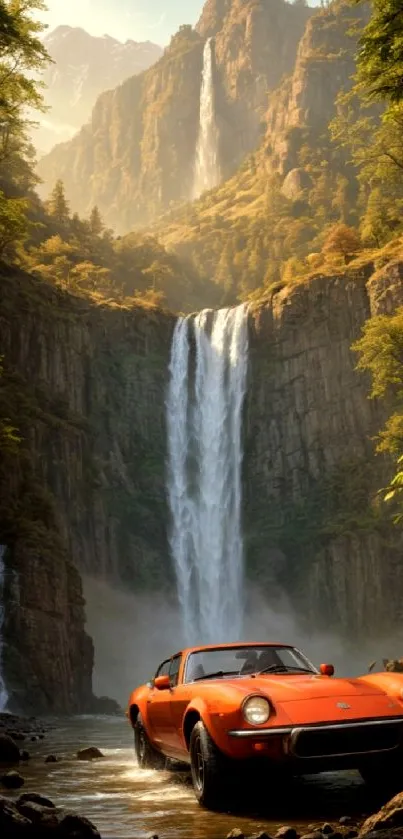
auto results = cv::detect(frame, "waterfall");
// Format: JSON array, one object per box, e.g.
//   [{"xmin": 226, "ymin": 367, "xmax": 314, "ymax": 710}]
[
  {"xmin": 0, "ymin": 546, "xmax": 8, "ymax": 711},
  {"xmin": 193, "ymin": 37, "xmax": 221, "ymax": 199},
  {"xmin": 167, "ymin": 306, "xmax": 249, "ymax": 645}
]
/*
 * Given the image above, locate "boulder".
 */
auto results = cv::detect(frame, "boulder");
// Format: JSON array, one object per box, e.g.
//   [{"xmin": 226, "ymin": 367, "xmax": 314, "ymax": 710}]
[
  {"xmin": 360, "ymin": 793, "xmax": 403, "ymax": 835},
  {"xmin": 281, "ymin": 168, "xmax": 312, "ymax": 201},
  {"xmin": 321, "ymin": 827, "xmax": 334, "ymax": 835},
  {"xmin": 0, "ymin": 734, "xmax": 20, "ymax": 764},
  {"xmin": 276, "ymin": 829, "xmax": 299, "ymax": 839},
  {"xmin": 227, "ymin": 830, "xmax": 245, "ymax": 839},
  {"xmin": 77, "ymin": 747, "xmax": 104, "ymax": 761},
  {"xmin": 18, "ymin": 800, "xmax": 59, "ymax": 829},
  {"xmin": 1, "ymin": 770, "xmax": 24, "ymax": 789},
  {"xmin": 18, "ymin": 792, "xmax": 55, "ymax": 808},
  {"xmin": 45, "ymin": 754, "xmax": 58, "ymax": 763},
  {"xmin": 58, "ymin": 812, "xmax": 101, "ymax": 837},
  {"xmin": 0, "ymin": 795, "xmax": 32, "ymax": 835},
  {"xmin": 19, "ymin": 751, "xmax": 30, "ymax": 761}
]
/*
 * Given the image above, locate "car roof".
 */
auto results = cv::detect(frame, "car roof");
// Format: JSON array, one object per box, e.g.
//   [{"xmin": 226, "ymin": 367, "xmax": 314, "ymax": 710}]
[{"xmin": 175, "ymin": 642, "xmax": 293, "ymax": 658}]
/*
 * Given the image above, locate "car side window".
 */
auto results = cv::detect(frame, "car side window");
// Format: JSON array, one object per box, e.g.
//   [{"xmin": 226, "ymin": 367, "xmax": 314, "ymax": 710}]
[
  {"xmin": 169, "ymin": 654, "xmax": 182, "ymax": 688},
  {"xmin": 155, "ymin": 659, "xmax": 170, "ymax": 680}
]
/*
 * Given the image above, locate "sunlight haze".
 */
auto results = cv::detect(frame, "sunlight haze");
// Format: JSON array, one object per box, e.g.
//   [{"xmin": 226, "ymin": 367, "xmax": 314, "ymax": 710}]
[{"xmin": 38, "ymin": 0, "xmax": 321, "ymax": 44}]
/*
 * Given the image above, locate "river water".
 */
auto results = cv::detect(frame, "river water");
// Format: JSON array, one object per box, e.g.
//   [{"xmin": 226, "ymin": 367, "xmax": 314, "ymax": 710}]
[{"xmin": 5, "ymin": 715, "xmax": 381, "ymax": 839}]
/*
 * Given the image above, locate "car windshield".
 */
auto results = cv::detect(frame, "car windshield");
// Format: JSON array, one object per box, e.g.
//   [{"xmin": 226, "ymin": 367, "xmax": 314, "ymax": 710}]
[{"xmin": 184, "ymin": 645, "xmax": 317, "ymax": 683}]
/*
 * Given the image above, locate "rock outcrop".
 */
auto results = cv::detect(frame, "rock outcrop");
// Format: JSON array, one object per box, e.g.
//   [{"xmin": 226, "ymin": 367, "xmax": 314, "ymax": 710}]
[{"xmin": 37, "ymin": 0, "xmax": 311, "ymax": 230}]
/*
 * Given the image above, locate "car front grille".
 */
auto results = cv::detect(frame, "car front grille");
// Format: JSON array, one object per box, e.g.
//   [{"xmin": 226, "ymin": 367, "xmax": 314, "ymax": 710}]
[{"xmin": 292, "ymin": 721, "xmax": 403, "ymax": 759}]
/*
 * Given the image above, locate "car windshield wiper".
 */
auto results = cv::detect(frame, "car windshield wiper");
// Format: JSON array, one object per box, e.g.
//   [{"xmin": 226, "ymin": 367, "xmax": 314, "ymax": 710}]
[
  {"xmin": 259, "ymin": 665, "xmax": 315, "ymax": 675},
  {"xmin": 193, "ymin": 669, "xmax": 239, "ymax": 682}
]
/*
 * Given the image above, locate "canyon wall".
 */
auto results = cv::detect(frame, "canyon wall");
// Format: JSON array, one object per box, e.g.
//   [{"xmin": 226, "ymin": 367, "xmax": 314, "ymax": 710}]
[
  {"xmin": 0, "ymin": 269, "xmax": 174, "ymax": 711},
  {"xmin": 245, "ymin": 262, "xmax": 403, "ymax": 638}
]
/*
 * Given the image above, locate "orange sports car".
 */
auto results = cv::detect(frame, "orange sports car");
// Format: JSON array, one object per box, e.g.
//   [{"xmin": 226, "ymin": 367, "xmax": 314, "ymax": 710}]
[{"xmin": 127, "ymin": 642, "xmax": 403, "ymax": 810}]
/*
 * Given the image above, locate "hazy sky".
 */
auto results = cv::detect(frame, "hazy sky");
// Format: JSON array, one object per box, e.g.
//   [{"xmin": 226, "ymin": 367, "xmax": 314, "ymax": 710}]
[{"xmin": 38, "ymin": 0, "xmax": 321, "ymax": 46}]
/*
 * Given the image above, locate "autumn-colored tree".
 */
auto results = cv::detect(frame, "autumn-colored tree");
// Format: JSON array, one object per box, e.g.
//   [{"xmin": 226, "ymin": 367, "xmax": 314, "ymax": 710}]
[{"xmin": 322, "ymin": 223, "xmax": 361, "ymax": 264}]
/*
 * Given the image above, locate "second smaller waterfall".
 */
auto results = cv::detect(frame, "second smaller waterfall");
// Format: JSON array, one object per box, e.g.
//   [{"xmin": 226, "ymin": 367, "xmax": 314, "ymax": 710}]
[
  {"xmin": 0, "ymin": 546, "xmax": 8, "ymax": 711},
  {"xmin": 193, "ymin": 38, "xmax": 221, "ymax": 199}
]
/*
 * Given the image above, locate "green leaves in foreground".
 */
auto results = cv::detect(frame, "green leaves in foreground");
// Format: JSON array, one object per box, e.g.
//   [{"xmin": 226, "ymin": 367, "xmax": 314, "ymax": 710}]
[{"xmin": 353, "ymin": 308, "xmax": 403, "ymax": 520}]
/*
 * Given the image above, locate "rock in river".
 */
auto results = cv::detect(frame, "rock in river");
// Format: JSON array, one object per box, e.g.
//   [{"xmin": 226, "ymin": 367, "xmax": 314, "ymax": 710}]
[
  {"xmin": 1, "ymin": 770, "xmax": 24, "ymax": 789},
  {"xmin": 77, "ymin": 747, "xmax": 104, "ymax": 761},
  {"xmin": 0, "ymin": 733, "xmax": 20, "ymax": 763}
]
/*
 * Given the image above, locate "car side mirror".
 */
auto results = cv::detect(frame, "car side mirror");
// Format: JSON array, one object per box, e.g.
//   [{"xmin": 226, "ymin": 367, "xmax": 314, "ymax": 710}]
[
  {"xmin": 320, "ymin": 663, "xmax": 335, "ymax": 677},
  {"xmin": 154, "ymin": 674, "xmax": 171, "ymax": 691}
]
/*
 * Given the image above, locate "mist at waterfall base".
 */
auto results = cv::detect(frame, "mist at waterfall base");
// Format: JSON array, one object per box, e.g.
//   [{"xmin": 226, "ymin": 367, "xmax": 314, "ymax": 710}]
[{"xmin": 83, "ymin": 576, "xmax": 403, "ymax": 707}]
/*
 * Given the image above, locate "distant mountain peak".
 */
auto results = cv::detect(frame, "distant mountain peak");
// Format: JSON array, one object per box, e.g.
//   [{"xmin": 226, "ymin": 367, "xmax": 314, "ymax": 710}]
[{"xmin": 34, "ymin": 27, "xmax": 163, "ymax": 153}]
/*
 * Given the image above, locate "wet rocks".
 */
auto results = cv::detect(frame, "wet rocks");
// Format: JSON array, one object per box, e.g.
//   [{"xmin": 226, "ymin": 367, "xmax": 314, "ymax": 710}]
[
  {"xmin": 360, "ymin": 792, "xmax": 403, "ymax": 835},
  {"xmin": 18, "ymin": 792, "xmax": 55, "ymax": 808},
  {"xmin": 19, "ymin": 750, "xmax": 30, "ymax": 761},
  {"xmin": 276, "ymin": 829, "xmax": 298, "ymax": 839},
  {"xmin": 0, "ymin": 792, "xmax": 101, "ymax": 837},
  {"xmin": 45, "ymin": 754, "xmax": 59, "ymax": 763},
  {"xmin": 77, "ymin": 747, "xmax": 104, "ymax": 761},
  {"xmin": 0, "ymin": 733, "xmax": 20, "ymax": 763},
  {"xmin": 0, "ymin": 770, "xmax": 24, "ymax": 789},
  {"xmin": 227, "ymin": 830, "xmax": 246, "ymax": 839}
]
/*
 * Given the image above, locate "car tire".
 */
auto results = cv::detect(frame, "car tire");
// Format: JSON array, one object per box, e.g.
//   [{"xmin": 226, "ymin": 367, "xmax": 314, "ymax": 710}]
[
  {"xmin": 189, "ymin": 720, "xmax": 232, "ymax": 810},
  {"xmin": 134, "ymin": 714, "xmax": 166, "ymax": 770}
]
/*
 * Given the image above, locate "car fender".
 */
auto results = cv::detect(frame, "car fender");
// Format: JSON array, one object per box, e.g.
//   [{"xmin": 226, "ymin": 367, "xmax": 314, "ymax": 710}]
[
  {"xmin": 127, "ymin": 686, "xmax": 150, "ymax": 729},
  {"xmin": 182, "ymin": 697, "xmax": 217, "ymax": 748},
  {"xmin": 358, "ymin": 672, "xmax": 403, "ymax": 698}
]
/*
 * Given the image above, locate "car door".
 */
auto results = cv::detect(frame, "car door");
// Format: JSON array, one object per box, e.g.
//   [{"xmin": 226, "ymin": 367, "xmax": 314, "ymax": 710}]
[
  {"xmin": 145, "ymin": 658, "xmax": 173, "ymax": 749},
  {"xmin": 169, "ymin": 654, "xmax": 194, "ymax": 756}
]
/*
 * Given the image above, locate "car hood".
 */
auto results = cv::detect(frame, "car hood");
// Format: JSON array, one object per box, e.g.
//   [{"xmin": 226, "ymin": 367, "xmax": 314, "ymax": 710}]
[
  {"xmin": 212, "ymin": 674, "xmax": 387, "ymax": 701},
  {"xmin": 201, "ymin": 674, "xmax": 403, "ymax": 725}
]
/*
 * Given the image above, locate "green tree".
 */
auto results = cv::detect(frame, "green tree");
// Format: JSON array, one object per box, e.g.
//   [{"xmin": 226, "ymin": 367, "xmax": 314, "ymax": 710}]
[
  {"xmin": 47, "ymin": 180, "xmax": 70, "ymax": 226},
  {"xmin": 353, "ymin": 0, "xmax": 403, "ymax": 105},
  {"xmin": 353, "ymin": 309, "xmax": 403, "ymax": 519},
  {"xmin": 0, "ymin": 1, "xmax": 49, "ymax": 258},
  {"xmin": 89, "ymin": 205, "xmax": 103, "ymax": 237}
]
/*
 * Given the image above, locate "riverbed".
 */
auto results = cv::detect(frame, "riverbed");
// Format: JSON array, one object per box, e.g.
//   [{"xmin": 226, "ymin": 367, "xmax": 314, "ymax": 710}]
[{"xmin": 4, "ymin": 715, "xmax": 383, "ymax": 839}]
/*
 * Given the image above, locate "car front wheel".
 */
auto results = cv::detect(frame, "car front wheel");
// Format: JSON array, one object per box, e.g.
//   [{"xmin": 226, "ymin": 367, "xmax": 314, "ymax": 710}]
[
  {"xmin": 189, "ymin": 721, "xmax": 232, "ymax": 810},
  {"xmin": 134, "ymin": 714, "xmax": 166, "ymax": 770}
]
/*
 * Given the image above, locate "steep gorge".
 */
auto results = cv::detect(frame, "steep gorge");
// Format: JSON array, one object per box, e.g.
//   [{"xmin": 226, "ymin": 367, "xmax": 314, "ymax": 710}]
[
  {"xmin": 37, "ymin": 0, "xmax": 311, "ymax": 231},
  {"xmin": 1, "ymin": 257, "xmax": 403, "ymax": 710}
]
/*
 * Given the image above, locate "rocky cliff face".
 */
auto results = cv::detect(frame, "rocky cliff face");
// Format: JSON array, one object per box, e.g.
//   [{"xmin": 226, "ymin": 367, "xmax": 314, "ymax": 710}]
[
  {"xmin": 34, "ymin": 27, "xmax": 162, "ymax": 153},
  {"xmin": 0, "ymin": 268, "xmax": 174, "ymax": 711},
  {"xmin": 263, "ymin": 0, "xmax": 369, "ymax": 175},
  {"xmin": 37, "ymin": 0, "xmax": 311, "ymax": 231},
  {"xmin": 245, "ymin": 261, "xmax": 403, "ymax": 639}
]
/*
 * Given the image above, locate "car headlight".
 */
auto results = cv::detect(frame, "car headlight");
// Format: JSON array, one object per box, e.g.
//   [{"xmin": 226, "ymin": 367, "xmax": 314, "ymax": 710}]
[{"xmin": 243, "ymin": 695, "xmax": 271, "ymax": 725}]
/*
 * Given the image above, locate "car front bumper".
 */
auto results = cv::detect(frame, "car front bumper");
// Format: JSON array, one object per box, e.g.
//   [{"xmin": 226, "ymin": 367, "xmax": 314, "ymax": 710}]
[{"xmin": 228, "ymin": 716, "xmax": 403, "ymax": 765}]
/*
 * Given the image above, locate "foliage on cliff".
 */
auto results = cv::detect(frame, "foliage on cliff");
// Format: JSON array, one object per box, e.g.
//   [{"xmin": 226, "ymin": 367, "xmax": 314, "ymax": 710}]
[
  {"xmin": 17, "ymin": 179, "xmax": 218, "ymax": 313},
  {"xmin": 354, "ymin": 307, "xmax": 403, "ymax": 521}
]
